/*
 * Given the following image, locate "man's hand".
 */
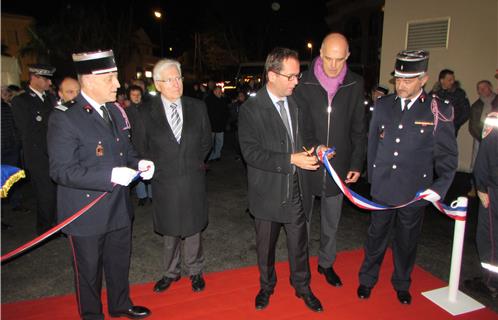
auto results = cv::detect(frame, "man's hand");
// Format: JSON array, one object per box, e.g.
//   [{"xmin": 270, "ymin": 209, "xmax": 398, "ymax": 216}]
[
  {"xmin": 477, "ymin": 190, "xmax": 489, "ymax": 208},
  {"xmin": 316, "ymin": 145, "xmax": 336, "ymax": 162},
  {"xmin": 111, "ymin": 167, "xmax": 138, "ymax": 186},
  {"xmin": 138, "ymin": 160, "xmax": 155, "ymax": 180},
  {"xmin": 419, "ymin": 189, "xmax": 441, "ymax": 202},
  {"xmin": 345, "ymin": 171, "xmax": 360, "ymax": 184},
  {"xmin": 291, "ymin": 148, "xmax": 319, "ymax": 170}
]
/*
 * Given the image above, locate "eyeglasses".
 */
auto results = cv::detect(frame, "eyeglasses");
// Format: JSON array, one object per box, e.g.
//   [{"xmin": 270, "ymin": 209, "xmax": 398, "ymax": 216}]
[
  {"xmin": 272, "ymin": 71, "xmax": 302, "ymax": 81},
  {"xmin": 156, "ymin": 76, "xmax": 184, "ymax": 84}
]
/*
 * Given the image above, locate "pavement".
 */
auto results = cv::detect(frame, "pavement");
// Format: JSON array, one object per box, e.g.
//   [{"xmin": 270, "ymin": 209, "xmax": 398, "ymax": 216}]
[{"xmin": 1, "ymin": 132, "xmax": 497, "ymax": 313}]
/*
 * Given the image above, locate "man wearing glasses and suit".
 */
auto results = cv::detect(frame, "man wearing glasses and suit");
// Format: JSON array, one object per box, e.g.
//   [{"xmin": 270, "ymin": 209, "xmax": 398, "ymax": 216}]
[
  {"xmin": 239, "ymin": 47, "xmax": 323, "ymax": 312},
  {"xmin": 133, "ymin": 59, "xmax": 212, "ymax": 295}
]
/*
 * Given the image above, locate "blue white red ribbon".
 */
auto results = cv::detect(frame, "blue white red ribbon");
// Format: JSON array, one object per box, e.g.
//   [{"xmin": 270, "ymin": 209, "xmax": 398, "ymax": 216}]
[
  {"xmin": 322, "ymin": 148, "xmax": 466, "ymax": 221},
  {"xmin": 1, "ymin": 171, "xmax": 145, "ymax": 262}
]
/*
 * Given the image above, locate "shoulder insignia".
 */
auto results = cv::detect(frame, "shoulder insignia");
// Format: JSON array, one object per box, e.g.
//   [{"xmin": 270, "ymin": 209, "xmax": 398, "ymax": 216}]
[{"xmin": 55, "ymin": 105, "xmax": 68, "ymax": 111}]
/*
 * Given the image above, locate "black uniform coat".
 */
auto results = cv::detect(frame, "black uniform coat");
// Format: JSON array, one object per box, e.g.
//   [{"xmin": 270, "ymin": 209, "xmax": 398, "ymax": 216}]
[
  {"xmin": 238, "ymin": 87, "xmax": 311, "ymax": 223},
  {"xmin": 368, "ymin": 93, "xmax": 458, "ymax": 206},
  {"xmin": 47, "ymin": 94, "xmax": 140, "ymax": 236},
  {"xmin": 293, "ymin": 62, "xmax": 367, "ymax": 197},
  {"xmin": 11, "ymin": 88, "xmax": 56, "ymax": 172},
  {"xmin": 133, "ymin": 95, "xmax": 212, "ymax": 237}
]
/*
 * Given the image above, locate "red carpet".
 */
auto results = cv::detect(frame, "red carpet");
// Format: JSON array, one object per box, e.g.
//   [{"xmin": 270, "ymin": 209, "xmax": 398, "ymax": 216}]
[{"xmin": 2, "ymin": 249, "xmax": 497, "ymax": 319}]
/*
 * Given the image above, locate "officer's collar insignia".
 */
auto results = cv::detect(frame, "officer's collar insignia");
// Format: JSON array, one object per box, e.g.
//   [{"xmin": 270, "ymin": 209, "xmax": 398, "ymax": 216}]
[
  {"xmin": 30, "ymin": 92, "xmax": 37, "ymax": 98},
  {"xmin": 419, "ymin": 93, "xmax": 426, "ymax": 103},
  {"xmin": 83, "ymin": 105, "xmax": 93, "ymax": 113}
]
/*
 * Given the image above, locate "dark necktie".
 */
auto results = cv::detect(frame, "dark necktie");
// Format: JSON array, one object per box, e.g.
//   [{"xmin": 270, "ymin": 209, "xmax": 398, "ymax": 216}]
[
  {"xmin": 277, "ymin": 100, "xmax": 293, "ymax": 146},
  {"xmin": 402, "ymin": 99, "xmax": 411, "ymax": 112},
  {"xmin": 100, "ymin": 105, "xmax": 112, "ymax": 127}
]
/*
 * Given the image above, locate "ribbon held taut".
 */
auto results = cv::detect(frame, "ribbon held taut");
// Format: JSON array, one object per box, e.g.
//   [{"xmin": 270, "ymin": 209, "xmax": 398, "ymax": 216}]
[{"xmin": 321, "ymin": 148, "xmax": 466, "ymax": 221}]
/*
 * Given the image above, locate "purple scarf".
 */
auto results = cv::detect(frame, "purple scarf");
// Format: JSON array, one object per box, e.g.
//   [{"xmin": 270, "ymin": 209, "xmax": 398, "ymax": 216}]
[{"xmin": 313, "ymin": 57, "xmax": 348, "ymax": 106}]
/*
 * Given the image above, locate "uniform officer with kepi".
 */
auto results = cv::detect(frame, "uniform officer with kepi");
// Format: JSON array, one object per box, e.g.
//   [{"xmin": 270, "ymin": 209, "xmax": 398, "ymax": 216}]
[
  {"xmin": 465, "ymin": 112, "xmax": 498, "ymax": 298},
  {"xmin": 357, "ymin": 50, "xmax": 458, "ymax": 305},
  {"xmin": 48, "ymin": 50, "xmax": 154, "ymax": 319},
  {"xmin": 11, "ymin": 64, "xmax": 58, "ymax": 235}
]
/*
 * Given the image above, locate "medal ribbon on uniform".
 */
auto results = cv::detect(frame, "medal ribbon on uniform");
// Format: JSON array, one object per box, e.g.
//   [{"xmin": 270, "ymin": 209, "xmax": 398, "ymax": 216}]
[{"xmin": 322, "ymin": 148, "xmax": 466, "ymax": 221}]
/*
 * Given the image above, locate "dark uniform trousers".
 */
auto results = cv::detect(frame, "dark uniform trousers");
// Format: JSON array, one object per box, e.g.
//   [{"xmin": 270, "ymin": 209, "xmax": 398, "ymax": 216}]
[
  {"xmin": 359, "ymin": 202, "xmax": 426, "ymax": 291},
  {"xmin": 69, "ymin": 226, "xmax": 132, "ymax": 320},
  {"xmin": 30, "ymin": 163, "xmax": 57, "ymax": 234},
  {"xmin": 476, "ymin": 188, "xmax": 498, "ymax": 288},
  {"xmin": 255, "ymin": 174, "xmax": 311, "ymax": 295}
]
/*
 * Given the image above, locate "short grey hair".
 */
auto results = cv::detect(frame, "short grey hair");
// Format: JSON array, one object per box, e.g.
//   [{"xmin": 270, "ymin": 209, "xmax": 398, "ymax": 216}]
[{"xmin": 153, "ymin": 59, "xmax": 182, "ymax": 81}]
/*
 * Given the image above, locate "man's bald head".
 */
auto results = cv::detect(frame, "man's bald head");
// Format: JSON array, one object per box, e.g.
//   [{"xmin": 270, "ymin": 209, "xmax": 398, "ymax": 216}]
[
  {"xmin": 59, "ymin": 77, "xmax": 80, "ymax": 102},
  {"xmin": 320, "ymin": 33, "xmax": 350, "ymax": 78}
]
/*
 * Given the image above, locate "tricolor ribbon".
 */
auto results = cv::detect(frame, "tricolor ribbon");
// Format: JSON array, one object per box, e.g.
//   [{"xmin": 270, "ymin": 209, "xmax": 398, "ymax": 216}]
[
  {"xmin": 321, "ymin": 148, "xmax": 466, "ymax": 221},
  {"xmin": 1, "ymin": 171, "xmax": 146, "ymax": 262}
]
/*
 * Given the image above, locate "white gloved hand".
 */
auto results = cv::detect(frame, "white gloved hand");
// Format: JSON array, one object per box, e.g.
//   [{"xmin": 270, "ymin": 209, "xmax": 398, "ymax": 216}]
[
  {"xmin": 419, "ymin": 188, "xmax": 441, "ymax": 203},
  {"xmin": 138, "ymin": 159, "xmax": 155, "ymax": 180},
  {"xmin": 111, "ymin": 167, "xmax": 138, "ymax": 186}
]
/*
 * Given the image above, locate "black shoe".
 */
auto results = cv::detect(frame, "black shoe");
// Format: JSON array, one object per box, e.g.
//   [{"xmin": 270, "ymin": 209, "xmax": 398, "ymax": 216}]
[
  {"xmin": 153, "ymin": 275, "xmax": 180, "ymax": 292},
  {"xmin": 190, "ymin": 273, "xmax": 205, "ymax": 292},
  {"xmin": 295, "ymin": 291, "xmax": 323, "ymax": 312},
  {"xmin": 357, "ymin": 285, "xmax": 372, "ymax": 299},
  {"xmin": 396, "ymin": 290, "xmax": 411, "ymax": 304},
  {"xmin": 318, "ymin": 265, "xmax": 343, "ymax": 287},
  {"xmin": 255, "ymin": 289, "xmax": 272, "ymax": 310},
  {"xmin": 138, "ymin": 198, "xmax": 147, "ymax": 206},
  {"xmin": 110, "ymin": 305, "xmax": 150, "ymax": 319}
]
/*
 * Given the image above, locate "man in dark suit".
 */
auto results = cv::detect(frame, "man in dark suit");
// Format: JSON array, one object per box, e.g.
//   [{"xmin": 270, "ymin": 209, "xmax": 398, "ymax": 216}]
[
  {"xmin": 238, "ymin": 47, "xmax": 323, "ymax": 312},
  {"xmin": 48, "ymin": 50, "xmax": 152, "ymax": 320},
  {"xmin": 11, "ymin": 64, "xmax": 58, "ymax": 234},
  {"xmin": 132, "ymin": 59, "xmax": 212, "ymax": 294},
  {"xmin": 357, "ymin": 50, "xmax": 458, "ymax": 305}
]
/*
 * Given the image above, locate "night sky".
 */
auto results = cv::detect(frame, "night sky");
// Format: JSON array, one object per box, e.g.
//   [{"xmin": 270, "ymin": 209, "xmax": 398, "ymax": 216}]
[{"xmin": 3, "ymin": 0, "xmax": 329, "ymax": 60}]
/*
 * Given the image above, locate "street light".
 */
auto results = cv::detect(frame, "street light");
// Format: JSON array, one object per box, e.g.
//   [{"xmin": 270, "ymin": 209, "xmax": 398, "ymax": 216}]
[
  {"xmin": 307, "ymin": 42, "xmax": 313, "ymax": 60},
  {"xmin": 154, "ymin": 10, "xmax": 164, "ymax": 57}
]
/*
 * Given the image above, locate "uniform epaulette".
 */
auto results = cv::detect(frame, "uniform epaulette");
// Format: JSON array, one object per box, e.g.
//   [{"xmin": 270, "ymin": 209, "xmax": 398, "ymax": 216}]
[{"xmin": 55, "ymin": 105, "xmax": 68, "ymax": 111}]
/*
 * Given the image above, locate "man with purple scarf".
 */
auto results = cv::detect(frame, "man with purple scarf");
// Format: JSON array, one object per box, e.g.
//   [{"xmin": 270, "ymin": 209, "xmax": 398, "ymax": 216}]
[{"xmin": 294, "ymin": 33, "xmax": 367, "ymax": 288}]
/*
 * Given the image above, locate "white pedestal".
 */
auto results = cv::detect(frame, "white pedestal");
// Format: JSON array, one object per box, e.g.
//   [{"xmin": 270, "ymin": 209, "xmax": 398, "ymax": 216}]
[{"xmin": 422, "ymin": 287, "xmax": 485, "ymax": 315}]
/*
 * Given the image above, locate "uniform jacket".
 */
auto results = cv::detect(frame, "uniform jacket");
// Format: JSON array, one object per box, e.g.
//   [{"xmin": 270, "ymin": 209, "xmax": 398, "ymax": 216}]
[
  {"xmin": 293, "ymin": 61, "xmax": 367, "ymax": 197},
  {"xmin": 474, "ymin": 127, "xmax": 498, "ymax": 192},
  {"xmin": 431, "ymin": 84, "xmax": 470, "ymax": 133},
  {"xmin": 238, "ymin": 87, "xmax": 311, "ymax": 223},
  {"xmin": 468, "ymin": 95, "xmax": 498, "ymax": 142},
  {"xmin": 368, "ymin": 92, "xmax": 458, "ymax": 206},
  {"xmin": 11, "ymin": 88, "xmax": 57, "ymax": 171},
  {"xmin": 47, "ymin": 94, "xmax": 140, "ymax": 236},
  {"xmin": 133, "ymin": 95, "xmax": 212, "ymax": 237}
]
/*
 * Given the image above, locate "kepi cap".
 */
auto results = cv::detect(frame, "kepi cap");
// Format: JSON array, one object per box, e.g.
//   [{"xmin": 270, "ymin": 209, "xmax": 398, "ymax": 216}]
[
  {"xmin": 28, "ymin": 64, "xmax": 56, "ymax": 77},
  {"xmin": 72, "ymin": 50, "xmax": 117, "ymax": 75},
  {"xmin": 394, "ymin": 50, "xmax": 429, "ymax": 78}
]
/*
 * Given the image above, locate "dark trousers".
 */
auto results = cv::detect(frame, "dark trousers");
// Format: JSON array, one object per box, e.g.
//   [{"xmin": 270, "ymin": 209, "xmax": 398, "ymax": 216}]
[
  {"xmin": 27, "ymin": 164, "xmax": 56, "ymax": 234},
  {"xmin": 68, "ymin": 227, "xmax": 132, "ymax": 320},
  {"xmin": 255, "ymin": 175, "xmax": 311, "ymax": 295},
  {"xmin": 359, "ymin": 203, "xmax": 426, "ymax": 291},
  {"xmin": 476, "ymin": 188, "xmax": 498, "ymax": 289}
]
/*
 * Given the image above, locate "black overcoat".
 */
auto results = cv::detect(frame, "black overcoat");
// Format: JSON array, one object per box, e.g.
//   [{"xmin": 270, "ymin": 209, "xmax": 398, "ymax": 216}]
[
  {"xmin": 293, "ymin": 61, "xmax": 367, "ymax": 198},
  {"xmin": 238, "ymin": 88, "xmax": 312, "ymax": 223},
  {"xmin": 134, "ymin": 95, "xmax": 212, "ymax": 237}
]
